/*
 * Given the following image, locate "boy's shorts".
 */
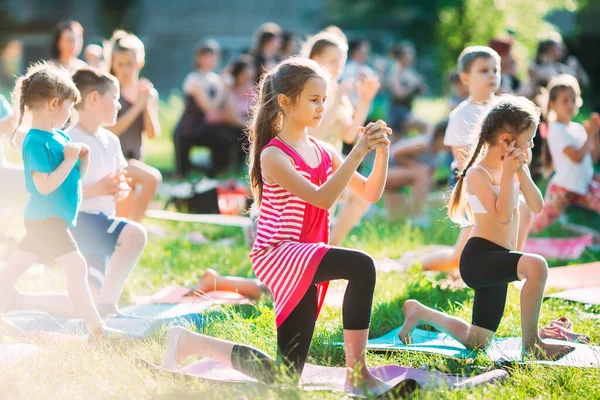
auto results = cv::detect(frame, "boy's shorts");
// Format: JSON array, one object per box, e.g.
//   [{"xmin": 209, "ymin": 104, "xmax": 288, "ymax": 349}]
[{"xmin": 70, "ymin": 212, "xmax": 129, "ymax": 289}]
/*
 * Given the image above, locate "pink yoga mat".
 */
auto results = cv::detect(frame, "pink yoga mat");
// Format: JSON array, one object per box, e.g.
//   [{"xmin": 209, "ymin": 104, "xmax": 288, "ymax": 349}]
[
  {"xmin": 147, "ymin": 358, "xmax": 507, "ymax": 393},
  {"xmin": 523, "ymin": 235, "xmax": 593, "ymax": 260},
  {"xmin": 547, "ymin": 286, "xmax": 600, "ymax": 305},
  {"xmin": 136, "ymin": 287, "xmax": 252, "ymax": 305}
]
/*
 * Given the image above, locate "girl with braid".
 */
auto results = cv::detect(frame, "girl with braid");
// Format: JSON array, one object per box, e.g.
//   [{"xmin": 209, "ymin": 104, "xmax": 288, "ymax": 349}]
[{"xmin": 399, "ymin": 95, "xmax": 574, "ymax": 360}]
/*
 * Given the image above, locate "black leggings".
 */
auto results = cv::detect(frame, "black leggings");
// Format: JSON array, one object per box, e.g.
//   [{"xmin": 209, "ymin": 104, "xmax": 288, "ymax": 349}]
[
  {"xmin": 230, "ymin": 247, "xmax": 376, "ymax": 383},
  {"xmin": 460, "ymin": 237, "xmax": 522, "ymax": 332}
]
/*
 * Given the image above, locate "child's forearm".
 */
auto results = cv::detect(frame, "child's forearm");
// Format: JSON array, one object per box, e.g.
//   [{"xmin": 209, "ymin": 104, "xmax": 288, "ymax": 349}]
[
  {"xmin": 362, "ymin": 149, "xmax": 389, "ymax": 202},
  {"xmin": 314, "ymin": 150, "xmax": 365, "ymax": 210},
  {"xmin": 33, "ymin": 159, "xmax": 77, "ymax": 195},
  {"xmin": 517, "ymin": 165, "xmax": 544, "ymax": 213},
  {"xmin": 495, "ymin": 172, "xmax": 518, "ymax": 223},
  {"xmin": 143, "ymin": 99, "xmax": 161, "ymax": 139},
  {"xmin": 108, "ymin": 102, "xmax": 146, "ymax": 136},
  {"xmin": 83, "ymin": 182, "xmax": 103, "ymax": 198}
]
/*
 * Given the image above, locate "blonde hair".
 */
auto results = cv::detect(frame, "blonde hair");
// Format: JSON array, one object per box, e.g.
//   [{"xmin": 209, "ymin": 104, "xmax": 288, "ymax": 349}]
[
  {"xmin": 11, "ymin": 62, "xmax": 80, "ymax": 142},
  {"xmin": 447, "ymin": 95, "xmax": 540, "ymax": 225},
  {"xmin": 105, "ymin": 30, "xmax": 146, "ymax": 75},
  {"xmin": 300, "ymin": 31, "xmax": 348, "ymax": 61}
]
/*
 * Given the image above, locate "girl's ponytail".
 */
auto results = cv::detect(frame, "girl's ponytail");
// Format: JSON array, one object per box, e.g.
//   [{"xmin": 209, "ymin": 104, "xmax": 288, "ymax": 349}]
[
  {"xmin": 447, "ymin": 129, "xmax": 488, "ymax": 225},
  {"xmin": 10, "ymin": 75, "xmax": 30, "ymax": 146},
  {"xmin": 248, "ymin": 72, "xmax": 281, "ymax": 206}
]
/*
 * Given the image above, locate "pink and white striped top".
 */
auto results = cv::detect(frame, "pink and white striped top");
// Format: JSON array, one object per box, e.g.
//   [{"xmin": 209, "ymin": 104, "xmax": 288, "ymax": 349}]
[{"xmin": 250, "ymin": 136, "xmax": 333, "ymax": 328}]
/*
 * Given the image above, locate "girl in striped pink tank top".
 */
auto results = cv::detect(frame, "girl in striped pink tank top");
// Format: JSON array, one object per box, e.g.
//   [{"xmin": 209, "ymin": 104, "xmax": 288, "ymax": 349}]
[{"xmin": 161, "ymin": 58, "xmax": 394, "ymax": 396}]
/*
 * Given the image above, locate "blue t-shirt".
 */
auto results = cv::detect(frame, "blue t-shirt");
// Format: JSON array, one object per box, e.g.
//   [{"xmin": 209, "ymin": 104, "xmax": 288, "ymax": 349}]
[{"xmin": 22, "ymin": 129, "xmax": 82, "ymax": 227}]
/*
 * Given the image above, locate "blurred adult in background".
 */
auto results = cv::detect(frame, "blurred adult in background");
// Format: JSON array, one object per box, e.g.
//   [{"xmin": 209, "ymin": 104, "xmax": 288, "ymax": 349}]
[
  {"xmin": 387, "ymin": 41, "xmax": 428, "ymax": 138},
  {"xmin": 173, "ymin": 40, "xmax": 243, "ymax": 177},
  {"xmin": 249, "ymin": 22, "xmax": 282, "ymax": 82},
  {"xmin": 521, "ymin": 35, "xmax": 589, "ymax": 99},
  {"xmin": 48, "ymin": 20, "xmax": 86, "ymax": 72}
]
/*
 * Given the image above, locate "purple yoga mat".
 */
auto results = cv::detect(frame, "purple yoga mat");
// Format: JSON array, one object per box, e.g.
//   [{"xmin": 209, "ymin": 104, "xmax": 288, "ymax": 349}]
[{"xmin": 150, "ymin": 358, "xmax": 507, "ymax": 393}]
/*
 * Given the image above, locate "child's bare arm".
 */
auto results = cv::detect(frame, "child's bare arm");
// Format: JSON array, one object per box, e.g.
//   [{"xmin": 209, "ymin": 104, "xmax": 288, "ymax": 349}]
[
  {"xmin": 143, "ymin": 87, "xmax": 161, "ymax": 139},
  {"xmin": 263, "ymin": 122, "xmax": 389, "ymax": 210},
  {"xmin": 32, "ymin": 144, "xmax": 80, "ymax": 195},
  {"xmin": 516, "ymin": 165, "xmax": 544, "ymax": 213}
]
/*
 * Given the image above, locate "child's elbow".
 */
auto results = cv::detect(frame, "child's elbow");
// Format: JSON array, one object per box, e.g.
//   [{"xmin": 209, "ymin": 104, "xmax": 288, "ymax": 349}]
[
  {"xmin": 364, "ymin": 193, "xmax": 381, "ymax": 203},
  {"xmin": 531, "ymin": 201, "xmax": 544, "ymax": 214}
]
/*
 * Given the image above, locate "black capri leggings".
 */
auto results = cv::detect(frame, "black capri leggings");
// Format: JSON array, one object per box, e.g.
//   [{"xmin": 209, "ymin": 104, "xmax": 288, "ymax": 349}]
[
  {"xmin": 460, "ymin": 237, "xmax": 522, "ymax": 332},
  {"xmin": 230, "ymin": 247, "xmax": 377, "ymax": 383}
]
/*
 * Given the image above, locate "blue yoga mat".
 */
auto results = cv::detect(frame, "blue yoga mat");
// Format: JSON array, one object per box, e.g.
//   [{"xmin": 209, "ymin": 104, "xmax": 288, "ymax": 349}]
[
  {"xmin": 367, "ymin": 327, "xmax": 600, "ymax": 368},
  {"xmin": 5, "ymin": 304, "xmax": 205, "ymax": 339}
]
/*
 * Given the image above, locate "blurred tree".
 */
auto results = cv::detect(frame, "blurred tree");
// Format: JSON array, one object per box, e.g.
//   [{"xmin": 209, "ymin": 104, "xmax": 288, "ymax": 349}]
[{"xmin": 327, "ymin": 0, "xmax": 588, "ymax": 91}]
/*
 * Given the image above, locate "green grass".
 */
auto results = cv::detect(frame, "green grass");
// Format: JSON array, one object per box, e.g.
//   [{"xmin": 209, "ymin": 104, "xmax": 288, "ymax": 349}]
[{"xmin": 2, "ymin": 96, "xmax": 600, "ymax": 399}]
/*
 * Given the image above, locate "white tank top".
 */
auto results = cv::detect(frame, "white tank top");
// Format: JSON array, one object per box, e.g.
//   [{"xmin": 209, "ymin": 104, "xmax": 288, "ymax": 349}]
[{"xmin": 467, "ymin": 165, "xmax": 521, "ymax": 213}]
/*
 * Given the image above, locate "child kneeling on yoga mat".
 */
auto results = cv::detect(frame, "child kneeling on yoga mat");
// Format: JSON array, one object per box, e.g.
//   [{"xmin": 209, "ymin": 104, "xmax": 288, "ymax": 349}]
[
  {"xmin": 399, "ymin": 95, "xmax": 575, "ymax": 360},
  {"xmin": 160, "ymin": 57, "xmax": 393, "ymax": 396}
]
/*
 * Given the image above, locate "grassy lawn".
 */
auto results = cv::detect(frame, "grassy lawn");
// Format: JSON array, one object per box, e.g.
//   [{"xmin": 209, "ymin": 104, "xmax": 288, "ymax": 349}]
[{"xmin": 1, "ymin": 97, "xmax": 599, "ymax": 399}]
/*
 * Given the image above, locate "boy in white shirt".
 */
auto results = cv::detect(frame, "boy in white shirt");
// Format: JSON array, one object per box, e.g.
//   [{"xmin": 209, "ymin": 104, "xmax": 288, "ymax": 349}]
[{"xmin": 67, "ymin": 67, "xmax": 147, "ymax": 316}]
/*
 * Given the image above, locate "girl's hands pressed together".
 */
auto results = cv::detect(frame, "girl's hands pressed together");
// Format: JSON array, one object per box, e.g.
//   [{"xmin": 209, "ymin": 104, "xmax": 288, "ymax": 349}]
[
  {"xmin": 502, "ymin": 140, "xmax": 526, "ymax": 173},
  {"xmin": 64, "ymin": 143, "xmax": 82, "ymax": 162},
  {"xmin": 78, "ymin": 143, "xmax": 90, "ymax": 161},
  {"xmin": 354, "ymin": 120, "xmax": 391, "ymax": 157}
]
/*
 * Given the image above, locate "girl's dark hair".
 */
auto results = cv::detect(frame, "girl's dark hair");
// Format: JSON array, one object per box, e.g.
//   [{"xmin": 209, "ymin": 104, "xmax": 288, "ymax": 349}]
[
  {"xmin": 71, "ymin": 67, "xmax": 119, "ymax": 109},
  {"xmin": 248, "ymin": 57, "xmax": 329, "ymax": 205},
  {"xmin": 448, "ymin": 95, "xmax": 540, "ymax": 225},
  {"xmin": 11, "ymin": 63, "xmax": 81, "ymax": 143},
  {"xmin": 540, "ymin": 74, "xmax": 582, "ymax": 176},
  {"xmin": 50, "ymin": 20, "xmax": 84, "ymax": 60},
  {"xmin": 301, "ymin": 31, "xmax": 347, "ymax": 61}
]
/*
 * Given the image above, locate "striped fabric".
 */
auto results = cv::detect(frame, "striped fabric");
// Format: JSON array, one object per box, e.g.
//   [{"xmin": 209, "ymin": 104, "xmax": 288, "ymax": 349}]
[{"xmin": 250, "ymin": 137, "xmax": 333, "ymax": 327}]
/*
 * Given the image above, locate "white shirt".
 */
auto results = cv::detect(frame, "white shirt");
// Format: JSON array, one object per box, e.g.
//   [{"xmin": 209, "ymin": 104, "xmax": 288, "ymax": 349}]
[
  {"xmin": 67, "ymin": 125, "xmax": 128, "ymax": 215},
  {"xmin": 548, "ymin": 121, "xmax": 593, "ymax": 195},
  {"xmin": 444, "ymin": 98, "xmax": 492, "ymax": 148}
]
